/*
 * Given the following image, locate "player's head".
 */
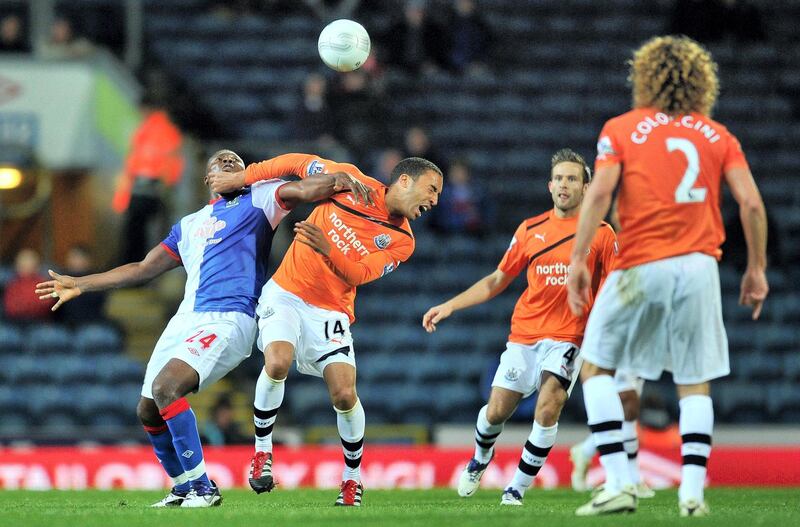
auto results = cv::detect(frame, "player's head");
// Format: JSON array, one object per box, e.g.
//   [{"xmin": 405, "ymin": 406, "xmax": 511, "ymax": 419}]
[
  {"xmin": 386, "ymin": 157, "xmax": 443, "ymax": 221},
  {"xmin": 629, "ymin": 35, "xmax": 719, "ymax": 116},
  {"xmin": 205, "ymin": 149, "xmax": 244, "ymax": 186},
  {"xmin": 548, "ymin": 148, "xmax": 590, "ymax": 215}
]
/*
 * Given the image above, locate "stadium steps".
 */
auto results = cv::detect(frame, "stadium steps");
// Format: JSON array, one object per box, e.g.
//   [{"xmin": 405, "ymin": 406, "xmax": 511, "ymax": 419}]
[{"xmin": 105, "ymin": 289, "xmax": 168, "ymax": 361}]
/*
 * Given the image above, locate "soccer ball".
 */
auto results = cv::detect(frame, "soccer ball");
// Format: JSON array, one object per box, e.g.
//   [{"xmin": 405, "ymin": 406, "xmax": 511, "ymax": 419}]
[{"xmin": 317, "ymin": 19, "xmax": 370, "ymax": 72}]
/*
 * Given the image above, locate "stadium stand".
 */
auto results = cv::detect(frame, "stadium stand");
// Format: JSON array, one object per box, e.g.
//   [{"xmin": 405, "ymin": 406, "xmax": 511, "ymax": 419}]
[
  {"xmin": 138, "ymin": 0, "xmax": 799, "ymax": 426},
  {"xmin": 1, "ymin": 1, "xmax": 798, "ymax": 446}
]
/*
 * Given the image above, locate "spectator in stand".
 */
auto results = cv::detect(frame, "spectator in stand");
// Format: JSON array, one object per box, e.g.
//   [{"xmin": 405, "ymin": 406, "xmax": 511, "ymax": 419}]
[
  {"xmin": 402, "ymin": 125, "xmax": 445, "ymax": 170},
  {"xmin": 329, "ymin": 70, "xmax": 387, "ymax": 163},
  {"xmin": 371, "ymin": 148, "xmax": 404, "ymax": 184},
  {"xmin": 383, "ymin": 0, "xmax": 446, "ymax": 75},
  {"xmin": 54, "ymin": 245, "xmax": 107, "ymax": 326},
  {"xmin": 3, "ymin": 249, "xmax": 52, "ymax": 322},
  {"xmin": 113, "ymin": 95, "xmax": 185, "ymax": 263},
  {"xmin": 294, "ymin": 73, "xmax": 336, "ymax": 143},
  {"xmin": 445, "ymin": 0, "xmax": 492, "ymax": 74},
  {"xmin": 430, "ymin": 159, "xmax": 488, "ymax": 236},
  {"xmin": 0, "ymin": 14, "xmax": 30, "ymax": 53},
  {"xmin": 38, "ymin": 17, "xmax": 95, "ymax": 60},
  {"xmin": 202, "ymin": 394, "xmax": 249, "ymax": 446}
]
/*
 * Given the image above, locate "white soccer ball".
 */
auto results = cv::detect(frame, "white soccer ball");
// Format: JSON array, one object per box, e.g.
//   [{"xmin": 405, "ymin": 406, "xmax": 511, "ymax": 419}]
[{"xmin": 318, "ymin": 19, "xmax": 370, "ymax": 72}]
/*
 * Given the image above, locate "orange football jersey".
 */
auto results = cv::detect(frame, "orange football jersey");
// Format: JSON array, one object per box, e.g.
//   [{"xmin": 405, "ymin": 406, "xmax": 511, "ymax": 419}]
[
  {"xmin": 596, "ymin": 107, "xmax": 749, "ymax": 270},
  {"xmin": 245, "ymin": 154, "xmax": 415, "ymax": 322},
  {"xmin": 498, "ymin": 210, "xmax": 617, "ymax": 346}
]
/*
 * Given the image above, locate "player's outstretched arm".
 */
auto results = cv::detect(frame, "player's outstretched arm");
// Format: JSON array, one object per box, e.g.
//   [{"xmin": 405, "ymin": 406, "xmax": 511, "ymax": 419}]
[
  {"xmin": 34, "ymin": 244, "xmax": 181, "ymax": 311},
  {"xmin": 207, "ymin": 154, "xmax": 317, "ymax": 194},
  {"xmin": 278, "ymin": 172, "xmax": 374, "ymax": 209},
  {"xmin": 422, "ymin": 269, "xmax": 515, "ymax": 333},
  {"xmin": 567, "ymin": 164, "xmax": 620, "ymax": 316},
  {"xmin": 725, "ymin": 166, "xmax": 769, "ymax": 319}
]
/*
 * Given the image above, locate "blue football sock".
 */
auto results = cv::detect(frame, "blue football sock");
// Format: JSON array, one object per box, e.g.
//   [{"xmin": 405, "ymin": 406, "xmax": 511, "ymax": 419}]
[
  {"xmin": 144, "ymin": 423, "xmax": 191, "ymax": 494},
  {"xmin": 160, "ymin": 397, "xmax": 211, "ymax": 488}
]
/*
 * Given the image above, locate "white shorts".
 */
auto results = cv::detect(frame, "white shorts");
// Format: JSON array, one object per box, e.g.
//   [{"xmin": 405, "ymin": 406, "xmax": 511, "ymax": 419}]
[
  {"xmin": 141, "ymin": 311, "xmax": 256, "ymax": 399},
  {"xmin": 491, "ymin": 339, "xmax": 580, "ymax": 398},
  {"xmin": 581, "ymin": 252, "xmax": 729, "ymax": 385},
  {"xmin": 614, "ymin": 369, "xmax": 645, "ymax": 395},
  {"xmin": 257, "ymin": 280, "xmax": 355, "ymax": 378}
]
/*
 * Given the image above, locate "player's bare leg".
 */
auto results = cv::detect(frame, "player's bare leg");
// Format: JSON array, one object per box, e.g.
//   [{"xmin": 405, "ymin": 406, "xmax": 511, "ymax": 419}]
[
  {"xmin": 502, "ymin": 373, "xmax": 566, "ymax": 505},
  {"xmin": 676, "ymin": 382, "xmax": 712, "ymax": 516},
  {"xmin": 458, "ymin": 387, "xmax": 522, "ymax": 497},
  {"xmin": 250, "ymin": 341, "xmax": 294, "ymax": 494},
  {"xmin": 151, "ymin": 360, "xmax": 221, "ymax": 507},
  {"xmin": 576, "ymin": 362, "xmax": 636, "ymax": 515},
  {"xmin": 324, "ymin": 362, "xmax": 364, "ymax": 506}
]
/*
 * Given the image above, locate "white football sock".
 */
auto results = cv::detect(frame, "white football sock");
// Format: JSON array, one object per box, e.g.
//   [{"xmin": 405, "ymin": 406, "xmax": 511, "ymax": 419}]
[
  {"xmin": 622, "ymin": 419, "xmax": 641, "ymax": 484},
  {"xmin": 473, "ymin": 405, "xmax": 504, "ymax": 464},
  {"xmin": 508, "ymin": 421, "xmax": 558, "ymax": 496},
  {"xmin": 583, "ymin": 375, "xmax": 632, "ymax": 493},
  {"xmin": 253, "ymin": 369, "xmax": 285, "ymax": 453},
  {"xmin": 678, "ymin": 394, "xmax": 713, "ymax": 503},
  {"xmin": 336, "ymin": 398, "xmax": 365, "ymax": 482}
]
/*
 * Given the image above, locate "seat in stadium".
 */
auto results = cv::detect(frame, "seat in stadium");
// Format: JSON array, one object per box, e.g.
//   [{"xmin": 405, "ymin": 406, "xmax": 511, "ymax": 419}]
[
  {"xmin": 730, "ymin": 353, "xmax": 782, "ymax": 382},
  {"xmin": 28, "ymin": 324, "xmax": 74, "ymax": 354},
  {"xmin": 74, "ymin": 324, "xmax": 123, "ymax": 354},
  {"xmin": 93, "ymin": 355, "xmax": 144, "ymax": 385},
  {"xmin": 432, "ymin": 382, "xmax": 482, "ymax": 422},
  {"xmin": 412, "ymin": 353, "xmax": 457, "ymax": 384},
  {"xmin": 5, "ymin": 355, "xmax": 52, "ymax": 385},
  {"xmin": 286, "ymin": 382, "xmax": 333, "ymax": 424},
  {"xmin": 767, "ymin": 383, "xmax": 800, "ymax": 423},
  {"xmin": 357, "ymin": 353, "xmax": 409, "ymax": 383},
  {"xmin": 714, "ymin": 383, "xmax": 766, "ymax": 423},
  {"xmin": 0, "ymin": 322, "xmax": 24, "ymax": 354},
  {"xmin": 28, "ymin": 384, "xmax": 79, "ymax": 421}
]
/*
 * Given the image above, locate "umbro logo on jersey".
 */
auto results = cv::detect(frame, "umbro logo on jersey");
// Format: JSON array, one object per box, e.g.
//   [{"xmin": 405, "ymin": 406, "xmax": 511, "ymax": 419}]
[
  {"xmin": 534, "ymin": 233, "xmax": 546, "ymax": 243},
  {"xmin": 374, "ymin": 233, "xmax": 391, "ymax": 250},
  {"xmin": 182, "ymin": 450, "xmax": 194, "ymax": 458},
  {"xmin": 225, "ymin": 195, "xmax": 241, "ymax": 208}
]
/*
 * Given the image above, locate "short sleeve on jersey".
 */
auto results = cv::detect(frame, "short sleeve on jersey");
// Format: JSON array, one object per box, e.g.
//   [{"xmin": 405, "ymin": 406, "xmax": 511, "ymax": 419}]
[
  {"xmin": 161, "ymin": 221, "xmax": 182, "ymax": 262},
  {"xmin": 251, "ymin": 179, "xmax": 292, "ymax": 229},
  {"xmin": 723, "ymin": 130, "xmax": 750, "ymax": 172},
  {"xmin": 497, "ymin": 223, "xmax": 528, "ymax": 277},
  {"xmin": 595, "ymin": 120, "xmax": 623, "ymax": 168}
]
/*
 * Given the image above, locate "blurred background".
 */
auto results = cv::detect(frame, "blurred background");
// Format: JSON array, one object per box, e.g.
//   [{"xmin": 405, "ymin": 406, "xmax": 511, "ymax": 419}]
[{"xmin": 0, "ymin": 0, "xmax": 798, "ymax": 452}]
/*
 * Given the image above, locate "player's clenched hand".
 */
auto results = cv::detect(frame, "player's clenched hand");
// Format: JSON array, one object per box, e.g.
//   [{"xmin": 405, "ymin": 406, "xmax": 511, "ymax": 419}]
[
  {"xmin": 566, "ymin": 262, "xmax": 591, "ymax": 316},
  {"xmin": 294, "ymin": 221, "xmax": 331, "ymax": 256},
  {"xmin": 422, "ymin": 303, "xmax": 453, "ymax": 333},
  {"xmin": 739, "ymin": 267, "xmax": 769, "ymax": 320},
  {"xmin": 331, "ymin": 172, "xmax": 375, "ymax": 207},
  {"xmin": 34, "ymin": 270, "xmax": 81, "ymax": 311},
  {"xmin": 206, "ymin": 169, "xmax": 246, "ymax": 194}
]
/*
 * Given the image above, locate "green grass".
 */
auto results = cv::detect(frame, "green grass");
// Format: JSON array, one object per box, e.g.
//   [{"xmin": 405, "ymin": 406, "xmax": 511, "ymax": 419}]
[{"xmin": 0, "ymin": 488, "xmax": 797, "ymax": 527}]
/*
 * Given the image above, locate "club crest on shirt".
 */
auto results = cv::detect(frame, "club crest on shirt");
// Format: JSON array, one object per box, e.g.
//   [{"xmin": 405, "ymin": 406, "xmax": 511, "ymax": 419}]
[
  {"xmin": 597, "ymin": 135, "xmax": 616, "ymax": 160},
  {"xmin": 504, "ymin": 367, "xmax": 521, "ymax": 382},
  {"xmin": 374, "ymin": 233, "xmax": 391, "ymax": 250},
  {"xmin": 307, "ymin": 160, "xmax": 325, "ymax": 175}
]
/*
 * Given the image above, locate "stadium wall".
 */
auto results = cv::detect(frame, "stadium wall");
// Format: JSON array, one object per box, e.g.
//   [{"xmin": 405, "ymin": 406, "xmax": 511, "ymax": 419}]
[{"xmin": 1, "ymin": 446, "xmax": 798, "ymax": 490}]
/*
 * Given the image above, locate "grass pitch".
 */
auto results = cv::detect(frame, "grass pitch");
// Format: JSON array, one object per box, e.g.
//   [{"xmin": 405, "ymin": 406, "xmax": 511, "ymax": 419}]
[{"xmin": 0, "ymin": 488, "xmax": 796, "ymax": 527}]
